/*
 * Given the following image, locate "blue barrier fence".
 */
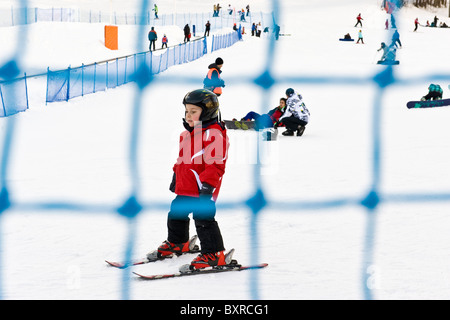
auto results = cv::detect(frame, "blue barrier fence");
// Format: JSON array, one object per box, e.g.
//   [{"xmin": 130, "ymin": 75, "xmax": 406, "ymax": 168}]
[
  {"xmin": 46, "ymin": 31, "xmax": 240, "ymax": 104},
  {"xmin": 0, "ymin": 29, "xmax": 240, "ymax": 115},
  {"xmin": 0, "ymin": 76, "xmax": 29, "ymax": 117},
  {"xmin": 0, "ymin": 7, "xmax": 275, "ymax": 35}
]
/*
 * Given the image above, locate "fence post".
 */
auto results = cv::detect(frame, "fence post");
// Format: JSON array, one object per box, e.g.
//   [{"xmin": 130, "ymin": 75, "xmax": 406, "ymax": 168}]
[
  {"xmin": 24, "ymin": 73, "xmax": 29, "ymax": 110},
  {"xmin": 67, "ymin": 66, "xmax": 71, "ymax": 101},
  {"xmin": 81, "ymin": 64, "xmax": 84, "ymax": 96},
  {"xmin": 45, "ymin": 67, "xmax": 49, "ymax": 105},
  {"xmin": 0, "ymin": 85, "xmax": 6, "ymax": 116},
  {"xmin": 93, "ymin": 62, "xmax": 97, "ymax": 93}
]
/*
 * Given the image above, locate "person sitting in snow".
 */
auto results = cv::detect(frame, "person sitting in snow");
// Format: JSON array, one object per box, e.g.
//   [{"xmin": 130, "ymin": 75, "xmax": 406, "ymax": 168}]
[
  {"xmin": 421, "ymin": 84, "xmax": 443, "ymax": 101},
  {"xmin": 233, "ymin": 98, "xmax": 287, "ymax": 130},
  {"xmin": 278, "ymin": 88, "xmax": 310, "ymax": 137}
]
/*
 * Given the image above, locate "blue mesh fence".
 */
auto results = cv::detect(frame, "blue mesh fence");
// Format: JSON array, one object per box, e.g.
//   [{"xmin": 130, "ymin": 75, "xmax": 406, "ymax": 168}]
[
  {"xmin": 0, "ymin": 76, "xmax": 29, "ymax": 117},
  {"xmin": 2, "ymin": 0, "xmax": 450, "ymax": 301},
  {"xmin": 45, "ymin": 37, "xmax": 210, "ymax": 103}
]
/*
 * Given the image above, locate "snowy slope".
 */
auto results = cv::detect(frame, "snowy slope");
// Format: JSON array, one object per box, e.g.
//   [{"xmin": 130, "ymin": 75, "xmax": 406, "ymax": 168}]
[{"xmin": 1, "ymin": 0, "xmax": 450, "ymax": 300}]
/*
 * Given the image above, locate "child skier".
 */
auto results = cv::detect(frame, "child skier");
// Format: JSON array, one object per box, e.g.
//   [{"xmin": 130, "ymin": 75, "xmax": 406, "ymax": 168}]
[
  {"xmin": 278, "ymin": 88, "xmax": 310, "ymax": 136},
  {"xmin": 161, "ymin": 34, "xmax": 168, "ymax": 49},
  {"xmin": 147, "ymin": 89, "xmax": 232, "ymax": 270}
]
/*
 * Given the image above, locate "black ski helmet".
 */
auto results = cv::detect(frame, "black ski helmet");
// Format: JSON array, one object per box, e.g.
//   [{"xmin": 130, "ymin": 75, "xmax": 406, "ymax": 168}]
[
  {"xmin": 183, "ymin": 89, "xmax": 220, "ymax": 121},
  {"xmin": 286, "ymin": 88, "xmax": 295, "ymax": 97}
]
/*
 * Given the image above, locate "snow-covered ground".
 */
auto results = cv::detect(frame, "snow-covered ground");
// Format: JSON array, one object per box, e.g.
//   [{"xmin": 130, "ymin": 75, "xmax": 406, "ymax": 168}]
[{"xmin": 1, "ymin": 0, "xmax": 450, "ymax": 300}]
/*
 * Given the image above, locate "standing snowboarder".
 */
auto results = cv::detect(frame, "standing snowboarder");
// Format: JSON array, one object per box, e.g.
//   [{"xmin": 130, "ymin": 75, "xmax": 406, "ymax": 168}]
[{"xmin": 147, "ymin": 89, "xmax": 232, "ymax": 270}]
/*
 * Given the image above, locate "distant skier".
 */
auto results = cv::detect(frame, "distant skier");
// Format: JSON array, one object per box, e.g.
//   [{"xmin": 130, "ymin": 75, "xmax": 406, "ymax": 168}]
[
  {"xmin": 355, "ymin": 13, "xmax": 363, "ymax": 27},
  {"xmin": 278, "ymin": 88, "xmax": 310, "ymax": 137},
  {"xmin": 414, "ymin": 18, "xmax": 419, "ymax": 32},
  {"xmin": 161, "ymin": 34, "xmax": 168, "ymax": 49},
  {"xmin": 356, "ymin": 30, "xmax": 364, "ymax": 44},
  {"xmin": 153, "ymin": 4, "xmax": 159, "ymax": 19},
  {"xmin": 421, "ymin": 84, "xmax": 443, "ymax": 101}
]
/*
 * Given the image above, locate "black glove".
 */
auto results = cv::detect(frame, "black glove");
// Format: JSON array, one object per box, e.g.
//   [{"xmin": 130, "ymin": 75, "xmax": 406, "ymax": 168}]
[
  {"xmin": 169, "ymin": 173, "xmax": 176, "ymax": 193},
  {"xmin": 199, "ymin": 182, "xmax": 214, "ymax": 196}
]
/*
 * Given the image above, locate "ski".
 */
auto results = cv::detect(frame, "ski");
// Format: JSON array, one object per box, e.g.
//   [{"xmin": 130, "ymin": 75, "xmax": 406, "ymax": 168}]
[
  {"xmin": 106, "ymin": 236, "xmax": 200, "ymax": 269},
  {"xmin": 133, "ymin": 262, "xmax": 268, "ymax": 281}
]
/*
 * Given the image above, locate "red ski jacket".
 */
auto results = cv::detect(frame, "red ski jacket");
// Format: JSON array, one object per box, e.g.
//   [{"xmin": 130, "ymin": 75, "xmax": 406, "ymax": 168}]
[{"xmin": 173, "ymin": 121, "xmax": 229, "ymax": 201}]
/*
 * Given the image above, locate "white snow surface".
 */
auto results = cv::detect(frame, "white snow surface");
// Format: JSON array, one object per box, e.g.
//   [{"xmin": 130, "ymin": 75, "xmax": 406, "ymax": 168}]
[{"xmin": 1, "ymin": 0, "xmax": 450, "ymax": 300}]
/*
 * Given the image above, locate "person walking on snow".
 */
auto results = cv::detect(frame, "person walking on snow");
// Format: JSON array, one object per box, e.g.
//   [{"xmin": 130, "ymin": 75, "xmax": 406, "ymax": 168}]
[
  {"xmin": 278, "ymin": 88, "xmax": 310, "ymax": 136},
  {"xmin": 355, "ymin": 13, "xmax": 363, "ymax": 27},
  {"xmin": 146, "ymin": 89, "xmax": 232, "ymax": 271},
  {"xmin": 356, "ymin": 30, "xmax": 364, "ymax": 44},
  {"xmin": 184, "ymin": 24, "xmax": 191, "ymax": 42}
]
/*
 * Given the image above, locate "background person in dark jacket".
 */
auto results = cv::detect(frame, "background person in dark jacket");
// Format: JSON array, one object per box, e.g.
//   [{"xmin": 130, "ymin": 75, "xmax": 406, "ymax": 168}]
[
  {"xmin": 148, "ymin": 27, "xmax": 157, "ymax": 51},
  {"xmin": 184, "ymin": 24, "xmax": 191, "ymax": 42}
]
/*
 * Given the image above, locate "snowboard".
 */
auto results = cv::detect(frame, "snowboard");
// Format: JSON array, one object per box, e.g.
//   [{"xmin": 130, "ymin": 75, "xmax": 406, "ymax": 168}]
[
  {"xmin": 406, "ymin": 98, "xmax": 450, "ymax": 109},
  {"xmin": 339, "ymin": 38, "xmax": 354, "ymax": 41},
  {"xmin": 224, "ymin": 120, "xmax": 256, "ymax": 130},
  {"xmin": 377, "ymin": 60, "xmax": 399, "ymax": 65}
]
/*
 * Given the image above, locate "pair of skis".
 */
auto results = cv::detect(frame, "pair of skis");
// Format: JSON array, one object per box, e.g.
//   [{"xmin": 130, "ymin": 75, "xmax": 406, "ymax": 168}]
[{"xmin": 105, "ymin": 236, "xmax": 268, "ymax": 281}]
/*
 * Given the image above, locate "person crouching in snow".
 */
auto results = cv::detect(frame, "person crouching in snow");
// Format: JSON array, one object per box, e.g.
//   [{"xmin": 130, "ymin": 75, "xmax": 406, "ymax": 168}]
[
  {"xmin": 278, "ymin": 88, "xmax": 310, "ymax": 136},
  {"xmin": 421, "ymin": 84, "xmax": 443, "ymax": 101},
  {"xmin": 146, "ymin": 89, "xmax": 232, "ymax": 270}
]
